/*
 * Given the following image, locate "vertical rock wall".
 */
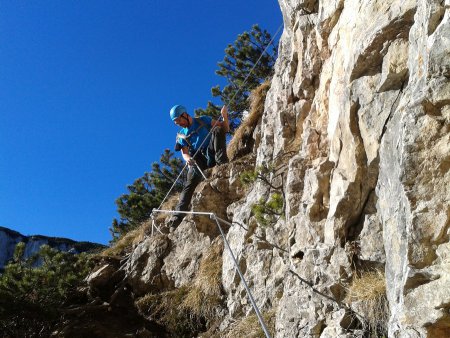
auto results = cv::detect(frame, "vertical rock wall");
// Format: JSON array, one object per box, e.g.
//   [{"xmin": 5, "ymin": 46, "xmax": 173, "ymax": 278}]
[
  {"xmin": 103, "ymin": 1, "xmax": 449, "ymax": 336},
  {"xmin": 224, "ymin": 0, "xmax": 449, "ymax": 337}
]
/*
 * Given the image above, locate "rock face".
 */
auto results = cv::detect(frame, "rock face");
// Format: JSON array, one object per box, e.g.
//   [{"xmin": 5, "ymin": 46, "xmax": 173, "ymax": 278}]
[
  {"xmin": 86, "ymin": 1, "xmax": 449, "ymax": 337},
  {"xmin": 238, "ymin": 0, "xmax": 449, "ymax": 336},
  {"xmin": 0, "ymin": 226, "xmax": 105, "ymax": 271}
]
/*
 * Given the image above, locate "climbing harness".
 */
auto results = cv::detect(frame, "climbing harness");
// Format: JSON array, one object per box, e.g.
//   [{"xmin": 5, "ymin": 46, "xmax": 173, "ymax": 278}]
[
  {"xmin": 148, "ymin": 23, "xmax": 284, "ymax": 338},
  {"xmin": 176, "ymin": 117, "xmax": 213, "ymax": 178},
  {"xmin": 176, "ymin": 117, "xmax": 209, "ymax": 150}
]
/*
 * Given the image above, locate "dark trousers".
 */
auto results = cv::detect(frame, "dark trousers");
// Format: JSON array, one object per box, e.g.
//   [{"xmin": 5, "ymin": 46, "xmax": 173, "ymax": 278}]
[{"xmin": 175, "ymin": 127, "xmax": 228, "ymax": 216}]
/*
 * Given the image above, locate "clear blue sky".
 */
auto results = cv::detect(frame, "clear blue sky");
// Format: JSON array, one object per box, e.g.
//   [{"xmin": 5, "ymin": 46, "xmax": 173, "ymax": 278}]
[{"xmin": 0, "ymin": 1, "xmax": 282, "ymax": 245}]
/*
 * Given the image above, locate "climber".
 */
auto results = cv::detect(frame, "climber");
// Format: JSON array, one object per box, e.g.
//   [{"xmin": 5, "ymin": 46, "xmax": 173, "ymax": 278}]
[{"xmin": 166, "ymin": 104, "xmax": 229, "ymax": 229}]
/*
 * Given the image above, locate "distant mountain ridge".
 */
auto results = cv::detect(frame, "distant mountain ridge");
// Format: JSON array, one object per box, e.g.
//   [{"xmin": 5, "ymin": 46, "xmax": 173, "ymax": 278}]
[{"xmin": 0, "ymin": 226, "xmax": 106, "ymax": 271}]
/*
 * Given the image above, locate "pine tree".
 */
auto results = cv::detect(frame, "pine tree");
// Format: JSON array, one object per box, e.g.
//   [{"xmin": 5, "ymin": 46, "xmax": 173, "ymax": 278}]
[
  {"xmin": 196, "ymin": 25, "xmax": 278, "ymax": 130},
  {"xmin": 110, "ymin": 149, "xmax": 184, "ymax": 241}
]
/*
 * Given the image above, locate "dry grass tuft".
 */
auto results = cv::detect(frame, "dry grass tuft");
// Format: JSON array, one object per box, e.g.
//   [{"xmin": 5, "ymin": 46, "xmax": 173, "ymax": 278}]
[
  {"xmin": 136, "ymin": 286, "xmax": 198, "ymax": 334},
  {"xmin": 135, "ymin": 239, "xmax": 225, "ymax": 335},
  {"xmin": 100, "ymin": 220, "xmax": 150, "ymax": 257},
  {"xmin": 131, "ymin": 220, "xmax": 150, "ymax": 244},
  {"xmin": 227, "ymin": 81, "xmax": 271, "ymax": 161},
  {"xmin": 223, "ymin": 309, "xmax": 276, "ymax": 338},
  {"xmin": 182, "ymin": 239, "xmax": 224, "ymax": 320},
  {"xmin": 345, "ymin": 269, "xmax": 389, "ymax": 336}
]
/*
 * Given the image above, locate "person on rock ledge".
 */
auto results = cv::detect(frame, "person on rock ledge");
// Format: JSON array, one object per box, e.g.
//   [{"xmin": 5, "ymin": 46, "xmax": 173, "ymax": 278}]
[{"xmin": 166, "ymin": 104, "xmax": 229, "ymax": 230}]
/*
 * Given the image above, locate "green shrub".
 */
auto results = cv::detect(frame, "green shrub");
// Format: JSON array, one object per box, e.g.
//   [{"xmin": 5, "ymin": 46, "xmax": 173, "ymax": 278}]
[
  {"xmin": 251, "ymin": 193, "xmax": 284, "ymax": 227},
  {"xmin": 0, "ymin": 243, "xmax": 93, "ymax": 336},
  {"xmin": 240, "ymin": 169, "xmax": 259, "ymax": 186}
]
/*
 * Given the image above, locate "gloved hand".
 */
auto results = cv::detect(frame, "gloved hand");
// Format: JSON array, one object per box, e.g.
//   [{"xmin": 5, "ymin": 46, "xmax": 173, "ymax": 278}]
[
  {"xmin": 187, "ymin": 157, "xmax": 196, "ymax": 166},
  {"xmin": 221, "ymin": 105, "xmax": 228, "ymax": 120}
]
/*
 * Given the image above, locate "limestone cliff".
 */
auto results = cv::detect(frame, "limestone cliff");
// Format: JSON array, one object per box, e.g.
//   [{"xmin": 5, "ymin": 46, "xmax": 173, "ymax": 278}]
[
  {"xmin": 0, "ymin": 226, "xmax": 105, "ymax": 271},
  {"xmin": 82, "ymin": 1, "xmax": 449, "ymax": 337}
]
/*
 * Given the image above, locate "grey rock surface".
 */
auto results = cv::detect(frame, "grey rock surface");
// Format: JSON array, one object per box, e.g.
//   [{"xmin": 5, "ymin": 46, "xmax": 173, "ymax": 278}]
[
  {"xmin": 221, "ymin": 0, "xmax": 449, "ymax": 336},
  {"xmin": 99, "ymin": 1, "xmax": 449, "ymax": 337}
]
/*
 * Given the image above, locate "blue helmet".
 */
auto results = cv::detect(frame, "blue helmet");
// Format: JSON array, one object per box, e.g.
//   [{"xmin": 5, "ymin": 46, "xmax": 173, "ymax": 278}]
[{"xmin": 170, "ymin": 105, "xmax": 187, "ymax": 121}]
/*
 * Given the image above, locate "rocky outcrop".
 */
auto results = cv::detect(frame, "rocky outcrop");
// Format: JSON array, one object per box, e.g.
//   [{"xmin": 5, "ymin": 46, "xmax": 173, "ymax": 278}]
[{"xmin": 84, "ymin": 1, "xmax": 449, "ymax": 337}]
